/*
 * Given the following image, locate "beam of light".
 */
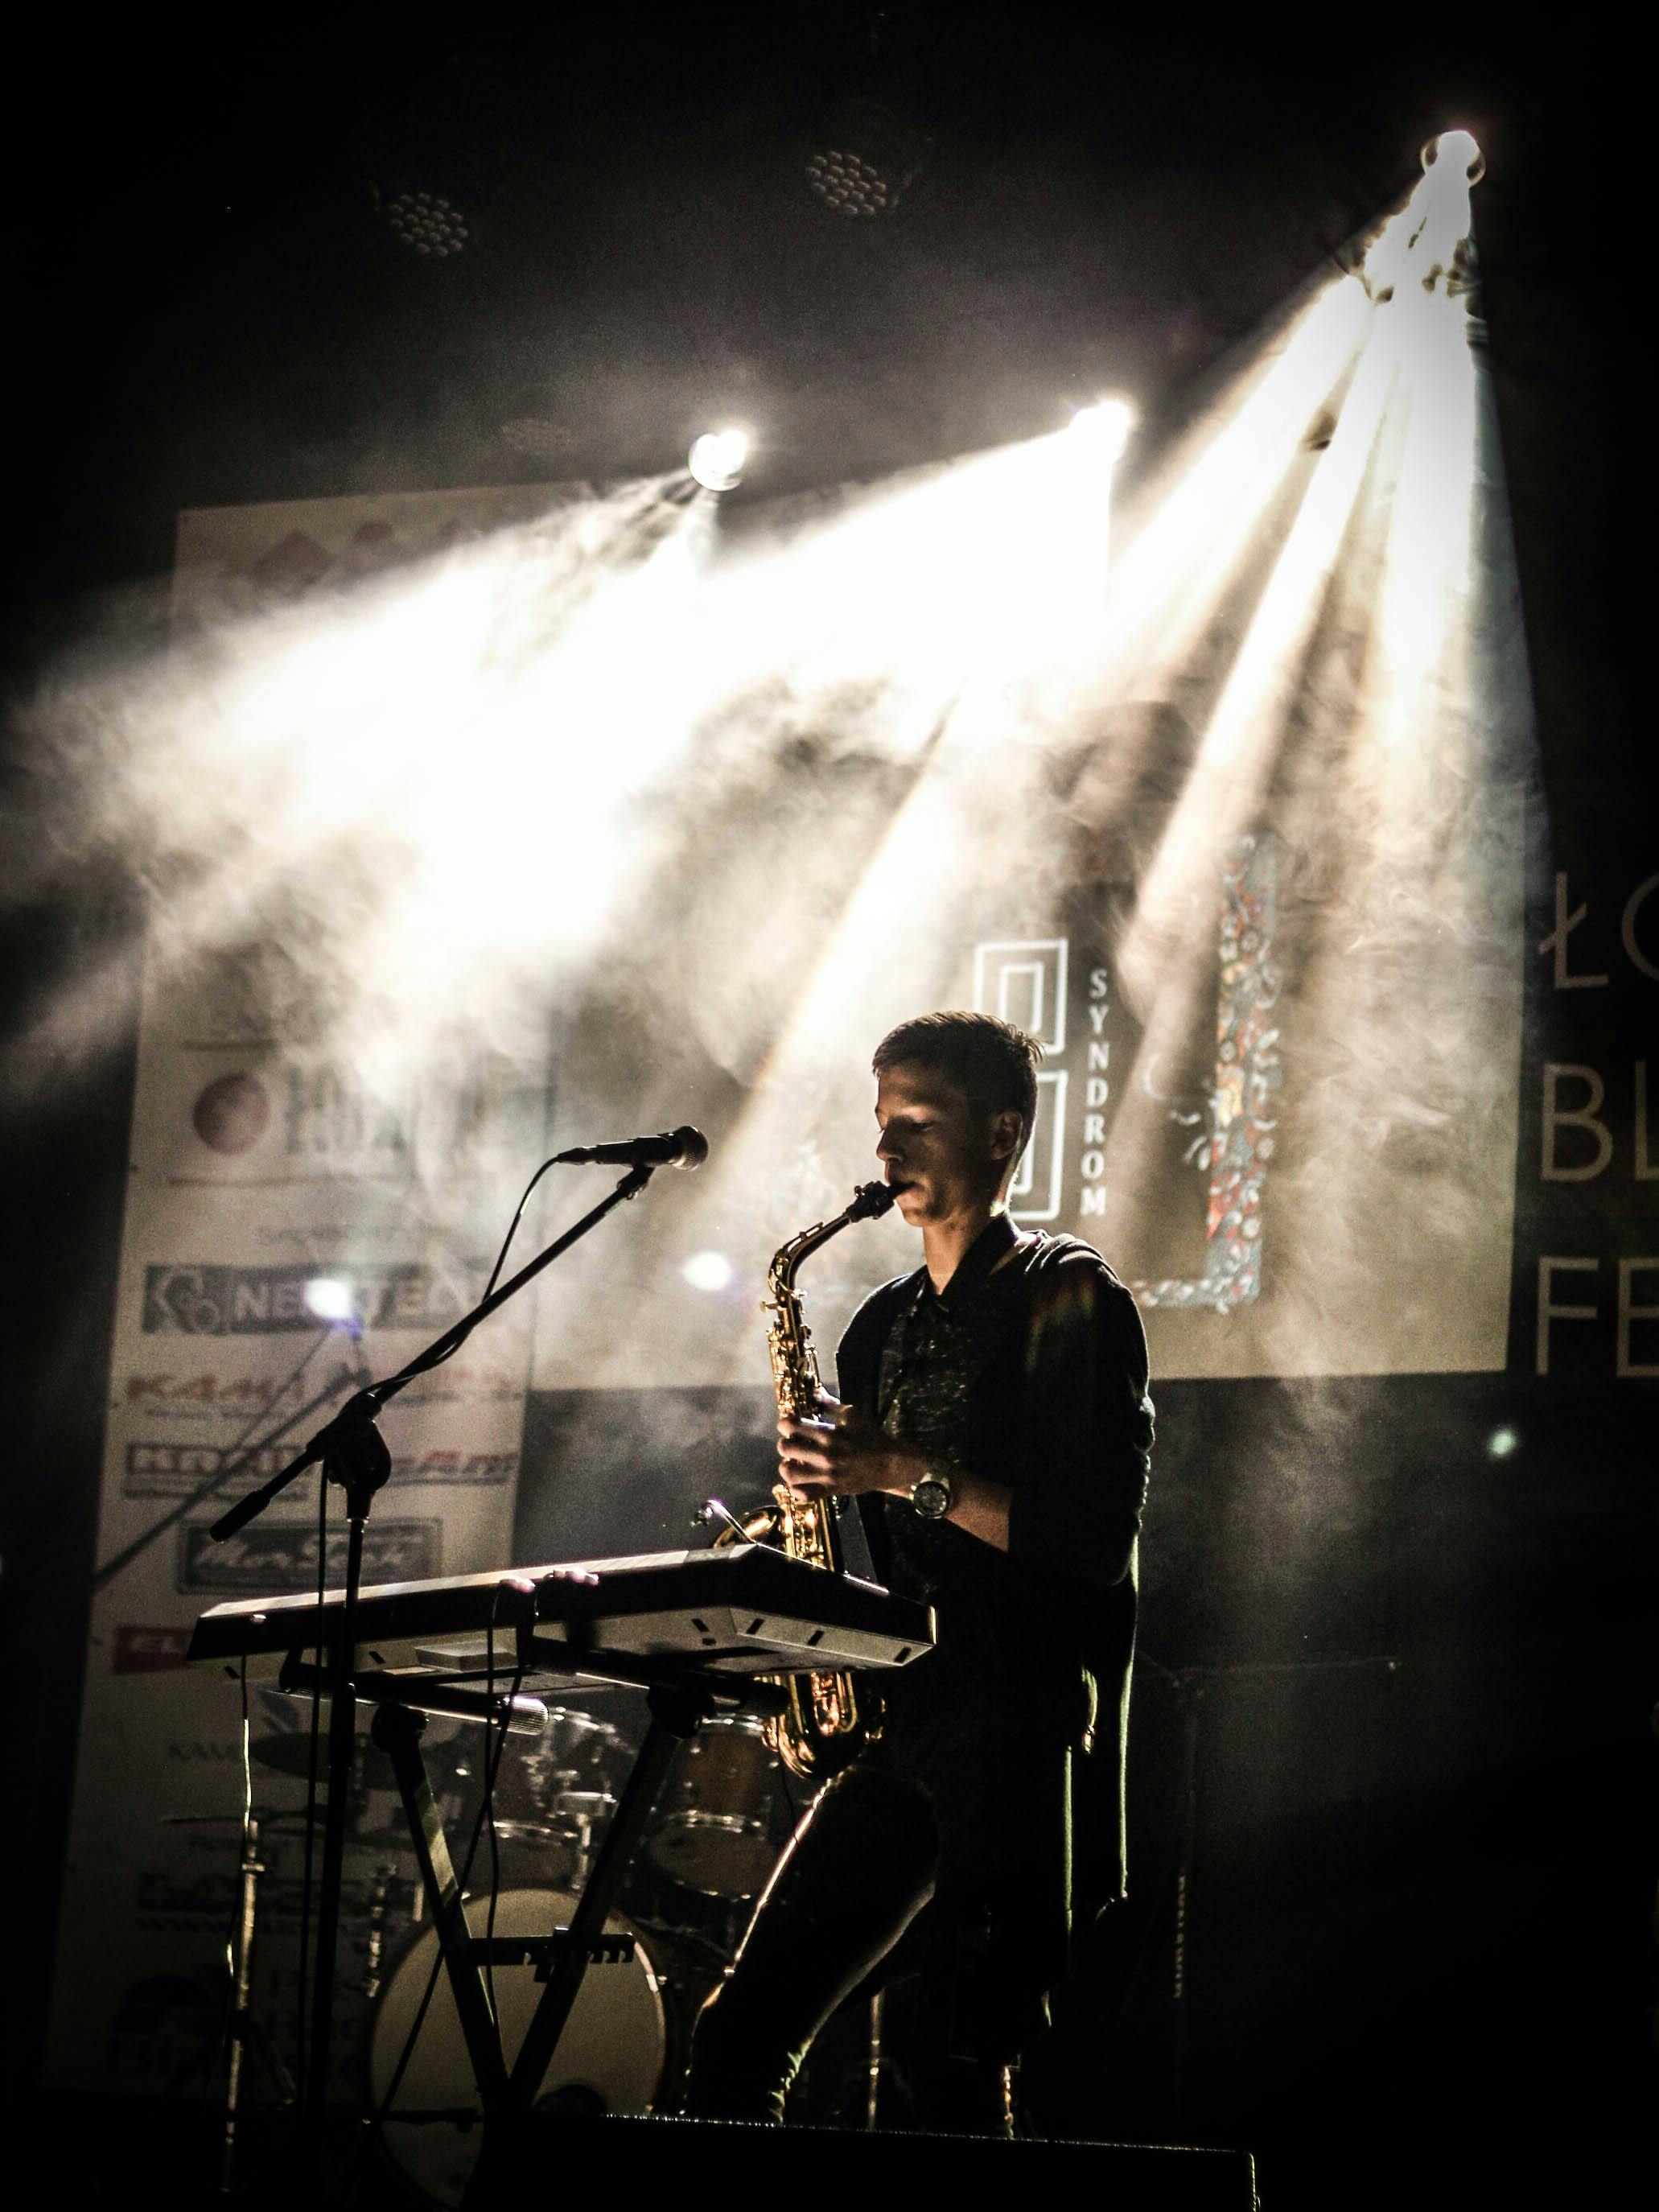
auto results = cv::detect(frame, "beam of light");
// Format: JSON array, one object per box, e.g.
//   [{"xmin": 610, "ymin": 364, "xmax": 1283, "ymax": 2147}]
[
  {"xmin": 1118, "ymin": 290, "xmax": 1399, "ymax": 1015},
  {"xmin": 691, "ymin": 430, "xmax": 1110, "ymax": 715},
  {"xmin": 688, "ymin": 428, "xmax": 749, "ymax": 492},
  {"xmin": 1288, "ymin": 251, "xmax": 1528, "ymax": 1358},
  {"xmin": 23, "ymin": 179, "xmax": 1529, "ymax": 1394},
  {"xmin": 1094, "ymin": 272, "xmax": 1374, "ymax": 707},
  {"xmin": 1092, "ymin": 199, "xmax": 1528, "ymax": 1373},
  {"xmin": 562, "ymin": 423, "xmax": 1138, "ymax": 1389},
  {"xmin": 41, "ymin": 477, "xmax": 712, "ymax": 1100}
]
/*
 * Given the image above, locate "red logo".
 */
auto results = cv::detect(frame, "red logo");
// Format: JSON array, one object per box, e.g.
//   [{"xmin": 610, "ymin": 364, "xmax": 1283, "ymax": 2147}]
[{"xmin": 113, "ymin": 1625, "xmax": 193, "ymax": 1674}]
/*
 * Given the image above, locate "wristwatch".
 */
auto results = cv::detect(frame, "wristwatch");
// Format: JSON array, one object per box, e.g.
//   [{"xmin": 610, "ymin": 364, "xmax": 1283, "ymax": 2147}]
[{"xmin": 908, "ymin": 1466, "xmax": 954, "ymax": 1521}]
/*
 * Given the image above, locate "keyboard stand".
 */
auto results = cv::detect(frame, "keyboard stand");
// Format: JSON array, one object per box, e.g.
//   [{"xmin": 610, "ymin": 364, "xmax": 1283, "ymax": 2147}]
[{"xmin": 362, "ymin": 1650, "xmax": 790, "ymax": 2204}]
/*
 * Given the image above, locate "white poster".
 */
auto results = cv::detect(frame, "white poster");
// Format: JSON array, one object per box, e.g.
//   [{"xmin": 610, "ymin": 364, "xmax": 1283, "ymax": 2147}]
[{"xmin": 47, "ymin": 485, "xmax": 555, "ymax": 2099}]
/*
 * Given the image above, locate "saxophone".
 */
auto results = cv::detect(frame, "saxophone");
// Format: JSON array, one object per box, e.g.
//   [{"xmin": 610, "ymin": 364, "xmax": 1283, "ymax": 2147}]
[{"xmin": 758, "ymin": 1178, "xmax": 896, "ymax": 1778}]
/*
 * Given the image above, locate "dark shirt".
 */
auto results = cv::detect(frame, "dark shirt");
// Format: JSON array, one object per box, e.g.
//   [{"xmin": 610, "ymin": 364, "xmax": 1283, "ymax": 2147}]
[{"xmin": 836, "ymin": 1213, "xmax": 1153, "ymax": 1935}]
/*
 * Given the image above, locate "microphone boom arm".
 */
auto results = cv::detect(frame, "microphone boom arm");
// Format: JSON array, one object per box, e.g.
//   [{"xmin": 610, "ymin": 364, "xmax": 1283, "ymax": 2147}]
[{"xmin": 210, "ymin": 1160, "xmax": 657, "ymax": 1543}]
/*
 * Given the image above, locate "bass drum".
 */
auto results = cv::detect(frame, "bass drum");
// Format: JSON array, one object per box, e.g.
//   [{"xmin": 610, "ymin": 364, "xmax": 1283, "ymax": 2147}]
[{"xmin": 368, "ymin": 1888, "xmax": 665, "ymax": 2206}]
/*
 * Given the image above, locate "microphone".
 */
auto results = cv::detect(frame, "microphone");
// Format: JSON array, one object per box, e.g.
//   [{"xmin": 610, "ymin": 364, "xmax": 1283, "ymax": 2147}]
[{"xmin": 552, "ymin": 1126, "xmax": 710, "ymax": 1171}]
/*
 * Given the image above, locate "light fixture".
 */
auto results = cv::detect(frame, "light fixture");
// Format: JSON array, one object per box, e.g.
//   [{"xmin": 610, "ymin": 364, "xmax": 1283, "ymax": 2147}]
[
  {"xmin": 303, "ymin": 1278, "xmax": 355, "ymax": 1323},
  {"xmin": 807, "ymin": 146, "xmax": 894, "ymax": 217},
  {"xmin": 1362, "ymin": 129, "xmax": 1484, "ymax": 303},
  {"xmin": 1066, "ymin": 397, "xmax": 1138, "ymax": 462},
  {"xmin": 688, "ymin": 428, "xmax": 749, "ymax": 493},
  {"xmin": 379, "ymin": 187, "xmax": 470, "ymax": 259},
  {"xmin": 805, "ymin": 96, "xmax": 929, "ymax": 219},
  {"xmin": 681, "ymin": 1250, "xmax": 735, "ymax": 1293},
  {"xmin": 1422, "ymin": 129, "xmax": 1485, "ymax": 188}
]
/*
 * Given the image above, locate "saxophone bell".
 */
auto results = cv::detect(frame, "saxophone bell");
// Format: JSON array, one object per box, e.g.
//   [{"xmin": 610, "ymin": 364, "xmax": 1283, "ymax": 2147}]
[{"xmin": 697, "ymin": 1496, "xmax": 781, "ymax": 1547}]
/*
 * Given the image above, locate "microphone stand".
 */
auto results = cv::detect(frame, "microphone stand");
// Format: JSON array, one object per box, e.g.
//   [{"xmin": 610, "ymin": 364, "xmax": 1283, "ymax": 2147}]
[{"xmin": 207, "ymin": 1159, "xmax": 657, "ymax": 2123}]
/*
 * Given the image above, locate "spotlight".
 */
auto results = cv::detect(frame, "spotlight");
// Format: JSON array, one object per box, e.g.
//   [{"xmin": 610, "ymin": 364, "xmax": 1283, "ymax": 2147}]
[
  {"xmin": 805, "ymin": 96, "xmax": 929, "ymax": 219},
  {"xmin": 681, "ymin": 1250, "xmax": 735, "ymax": 1292},
  {"xmin": 1066, "ymin": 398, "xmax": 1138, "ymax": 462},
  {"xmin": 1422, "ymin": 129, "xmax": 1485, "ymax": 187},
  {"xmin": 303, "ymin": 1278, "xmax": 355, "ymax": 1323},
  {"xmin": 378, "ymin": 187, "xmax": 470, "ymax": 259},
  {"xmin": 1486, "ymin": 1426, "xmax": 1520, "ymax": 1460},
  {"xmin": 807, "ymin": 146, "xmax": 894, "ymax": 218},
  {"xmin": 1363, "ymin": 129, "xmax": 1484, "ymax": 303},
  {"xmin": 688, "ymin": 428, "xmax": 748, "ymax": 493}
]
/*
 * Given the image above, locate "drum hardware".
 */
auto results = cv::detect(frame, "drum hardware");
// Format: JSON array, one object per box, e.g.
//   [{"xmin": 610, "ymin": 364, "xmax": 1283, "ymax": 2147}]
[
  {"xmin": 361, "ymin": 1861, "xmax": 401, "ymax": 2004},
  {"xmin": 488, "ymin": 1705, "xmax": 626, "ymax": 1867},
  {"xmin": 155, "ymin": 1812, "xmax": 298, "ymax": 2188}
]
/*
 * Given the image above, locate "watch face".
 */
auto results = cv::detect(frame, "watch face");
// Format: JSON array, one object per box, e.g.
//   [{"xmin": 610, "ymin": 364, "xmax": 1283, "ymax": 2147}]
[{"xmin": 912, "ymin": 1473, "xmax": 951, "ymax": 1519}]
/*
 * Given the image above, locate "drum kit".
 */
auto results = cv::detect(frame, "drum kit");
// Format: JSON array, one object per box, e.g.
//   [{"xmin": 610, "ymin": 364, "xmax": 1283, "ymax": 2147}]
[{"xmin": 233, "ymin": 1692, "xmax": 792, "ymax": 2202}]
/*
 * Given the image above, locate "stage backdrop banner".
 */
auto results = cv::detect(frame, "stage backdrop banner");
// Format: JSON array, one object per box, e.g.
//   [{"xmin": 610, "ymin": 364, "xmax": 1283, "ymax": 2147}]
[{"xmin": 46, "ymin": 486, "xmax": 557, "ymax": 2100}]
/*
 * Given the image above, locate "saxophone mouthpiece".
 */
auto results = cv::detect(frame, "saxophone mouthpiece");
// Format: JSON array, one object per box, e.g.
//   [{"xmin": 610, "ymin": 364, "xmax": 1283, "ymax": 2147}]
[{"xmin": 849, "ymin": 1180, "xmax": 897, "ymax": 1221}]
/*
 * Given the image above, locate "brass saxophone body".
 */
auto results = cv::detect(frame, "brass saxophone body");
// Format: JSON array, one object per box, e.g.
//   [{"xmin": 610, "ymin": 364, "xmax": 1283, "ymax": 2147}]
[{"xmin": 760, "ymin": 1178, "xmax": 895, "ymax": 1779}]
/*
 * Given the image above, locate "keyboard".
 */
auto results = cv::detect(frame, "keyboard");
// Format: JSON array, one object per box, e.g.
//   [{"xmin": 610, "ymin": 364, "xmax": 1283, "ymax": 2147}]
[{"xmin": 188, "ymin": 1543, "xmax": 935, "ymax": 1687}]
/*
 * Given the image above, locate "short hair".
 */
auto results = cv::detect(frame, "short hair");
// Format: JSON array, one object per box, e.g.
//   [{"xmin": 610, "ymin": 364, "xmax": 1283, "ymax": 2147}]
[{"xmin": 871, "ymin": 1010, "xmax": 1043, "ymax": 1167}]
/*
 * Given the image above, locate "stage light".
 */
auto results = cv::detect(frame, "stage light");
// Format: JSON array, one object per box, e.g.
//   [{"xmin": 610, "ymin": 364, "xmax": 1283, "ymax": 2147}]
[
  {"xmin": 379, "ymin": 187, "xmax": 469, "ymax": 259},
  {"xmin": 304, "ymin": 1278, "xmax": 355, "ymax": 1323},
  {"xmin": 806, "ymin": 146, "xmax": 895, "ymax": 217},
  {"xmin": 1423, "ymin": 129, "xmax": 1485, "ymax": 188},
  {"xmin": 1487, "ymin": 1426, "xmax": 1520, "ymax": 1460},
  {"xmin": 681, "ymin": 1250, "xmax": 734, "ymax": 1292},
  {"xmin": 1363, "ymin": 129, "xmax": 1484, "ymax": 302},
  {"xmin": 1067, "ymin": 398, "xmax": 1138, "ymax": 463},
  {"xmin": 688, "ymin": 429, "xmax": 749, "ymax": 493},
  {"xmin": 804, "ymin": 97, "xmax": 928, "ymax": 219}
]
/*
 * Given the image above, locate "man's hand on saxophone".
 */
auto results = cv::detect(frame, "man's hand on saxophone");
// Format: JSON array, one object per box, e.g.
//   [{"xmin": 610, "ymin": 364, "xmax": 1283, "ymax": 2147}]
[
  {"xmin": 778, "ymin": 1390, "xmax": 1015, "ymax": 1551},
  {"xmin": 776, "ymin": 1391, "xmax": 921, "ymax": 1500}
]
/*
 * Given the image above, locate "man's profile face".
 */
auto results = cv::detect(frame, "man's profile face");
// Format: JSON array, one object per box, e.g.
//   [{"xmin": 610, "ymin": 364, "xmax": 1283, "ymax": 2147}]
[{"xmin": 874, "ymin": 1059, "xmax": 1019, "ymax": 1226}]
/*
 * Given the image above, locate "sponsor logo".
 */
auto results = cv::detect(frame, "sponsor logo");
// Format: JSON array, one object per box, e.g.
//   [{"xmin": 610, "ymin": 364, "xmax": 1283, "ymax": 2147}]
[
  {"xmin": 121, "ymin": 1369, "xmax": 319, "ymax": 1419},
  {"xmin": 177, "ymin": 1054, "xmax": 535, "ymax": 1186},
  {"xmin": 126, "ymin": 1440, "xmax": 297, "ymax": 1495},
  {"xmin": 191, "ymin": 1071, "xmax": 271, "ymax": 1155},
  {"xmin": 117, "ymin": 1360, "xmax": 521, "ymax": 1422},
  {"xmin": 142, "ymin": 1263, "xmax": 473, "ymax": 1337},
  {"xmin": 112, "ymin": 1625, "xmax": 193, "ymax": 1673},
  {"xmin": 124, "ymin": 1440, "xmax": 517, "ymax": 1497},
  {"xmin": 176, "ymin": 1518, "xmax": 442, "ymax": 1592}
]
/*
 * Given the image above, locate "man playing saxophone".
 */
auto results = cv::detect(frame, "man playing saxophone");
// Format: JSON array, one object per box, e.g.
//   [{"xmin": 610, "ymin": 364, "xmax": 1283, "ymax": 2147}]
[{"xmin": 685, "ymin": 1009, "xmax": 1155, "ymax": 2135}]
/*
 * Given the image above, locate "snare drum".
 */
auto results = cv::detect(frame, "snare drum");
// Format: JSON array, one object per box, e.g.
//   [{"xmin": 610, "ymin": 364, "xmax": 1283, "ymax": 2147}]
[
  {"xmin": 647, "ymin": 1714, "xmax": 784, "ymax": 1900},
  {"xmin": 367, "ymin": 1887, "xmax": 665, "ymax": 2206}
]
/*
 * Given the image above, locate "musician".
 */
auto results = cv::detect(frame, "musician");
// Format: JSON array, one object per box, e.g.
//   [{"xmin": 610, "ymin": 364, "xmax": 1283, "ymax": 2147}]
[{"xmin": 685, "ymin": 1009, "xmax": 1155, "ymax": 2135}]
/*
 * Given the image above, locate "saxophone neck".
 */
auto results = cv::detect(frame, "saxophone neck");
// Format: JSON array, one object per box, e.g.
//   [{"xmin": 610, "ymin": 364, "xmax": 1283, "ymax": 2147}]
[{"xmin": 766, "ymin": 1181, "xmax": 895, "ymax": 1296}]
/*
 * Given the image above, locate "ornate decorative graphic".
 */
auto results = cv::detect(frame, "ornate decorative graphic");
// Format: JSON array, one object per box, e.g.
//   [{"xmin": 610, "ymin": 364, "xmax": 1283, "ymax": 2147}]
[{"xmin": 1134, "ymin": 832, "xmax": 1281, "ymax": 1308}]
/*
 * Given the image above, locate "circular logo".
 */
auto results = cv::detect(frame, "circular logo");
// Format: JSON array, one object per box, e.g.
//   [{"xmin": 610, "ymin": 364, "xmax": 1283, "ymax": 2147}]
[{"xmin": 191, "ymin": 1072, "xmax": 270, "ymax": 1155}]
